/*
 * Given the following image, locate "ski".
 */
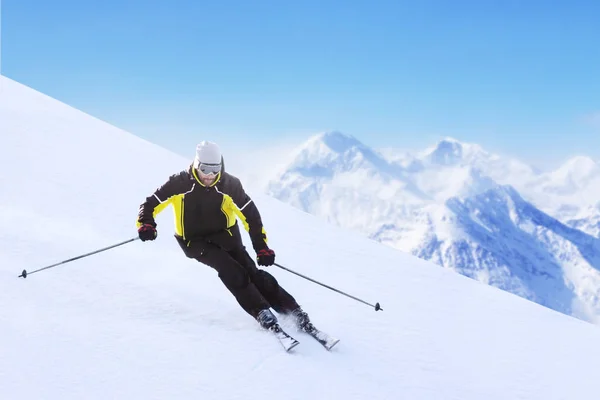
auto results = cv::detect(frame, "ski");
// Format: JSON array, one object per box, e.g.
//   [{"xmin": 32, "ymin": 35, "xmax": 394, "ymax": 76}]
[
  {"xmin": 270, "ymin": 324, "xmax": 300, "ymax": 352},
  {"xmin": 304, "ymin": 327, "xmax": 340, "ymax": 351}
]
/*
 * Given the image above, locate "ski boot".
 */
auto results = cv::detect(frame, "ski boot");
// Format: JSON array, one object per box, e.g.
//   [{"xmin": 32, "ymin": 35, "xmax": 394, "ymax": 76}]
[
  {"xmin": 291, "ymin": 307, "xmax": 339, "ymax": 350},
  {"xmin": 256, "ymin": 308, "xmax": 289, "ymax": 335},
  {"xmin": 257, "ymin": 309, "xmax": 300, "ymax": 351},
  {"xmin": 291, "ymin": 307, "xmax": 316, "ymax": 334}
]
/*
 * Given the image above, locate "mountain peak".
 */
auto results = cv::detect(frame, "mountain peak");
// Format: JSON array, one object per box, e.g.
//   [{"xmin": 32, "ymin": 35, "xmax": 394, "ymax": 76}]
[
  {"xmin": 551, "ymin": 155, "xmax": 600, "ymax": 187},
  {"xmin": 559, "ymin": 155, "xmax": 598, "ymax": 174},
  {"xmin": 423, "ymin": 137, "xmax": 486, "ymax": 166},
  {"xmin": 270, "ymin": 130, "xmax": 382, "ymax": 182},
  {"xmin": 306, "ymin": 130, "xmax": 365, "ymax": 154},
  {"xmin": 430, "ymin": 138, "xmax": 464, "ymax": 165}
]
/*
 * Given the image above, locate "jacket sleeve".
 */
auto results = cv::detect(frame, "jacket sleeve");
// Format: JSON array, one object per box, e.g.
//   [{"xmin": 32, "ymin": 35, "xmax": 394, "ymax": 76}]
[
  {"xmin": 226, "ymin": 175, "xmax": 269, "ymax": 252},
  {"xmin": 137, "ymin": 171, "xmax": 189, "ymax": 228}
]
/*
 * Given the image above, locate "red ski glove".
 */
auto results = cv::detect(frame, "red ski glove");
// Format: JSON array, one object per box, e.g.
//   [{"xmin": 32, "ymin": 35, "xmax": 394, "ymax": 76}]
[
  {"xmin": 138, "ymin": 224, "xmax": 157, "ymax": 241},
  {"xmin": 256, "ymin": 248, "xmax": 275, "ymax": 266}
]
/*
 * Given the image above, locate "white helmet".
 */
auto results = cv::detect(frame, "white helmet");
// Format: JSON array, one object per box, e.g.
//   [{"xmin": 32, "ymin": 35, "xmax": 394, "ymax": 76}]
[{"xmin": 193, "ymin": 141, "xmax": 222, "ymax": 172}]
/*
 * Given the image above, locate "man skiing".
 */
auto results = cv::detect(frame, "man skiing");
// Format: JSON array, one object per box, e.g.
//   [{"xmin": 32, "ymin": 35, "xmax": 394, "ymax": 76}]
[{"xmin": 136, "ymin": 141, "xmax": 315, "ymax": 337}]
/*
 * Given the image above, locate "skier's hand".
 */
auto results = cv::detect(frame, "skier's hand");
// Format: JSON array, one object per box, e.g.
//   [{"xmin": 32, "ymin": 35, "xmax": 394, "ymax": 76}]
[
  {"xmin": 138, "ymin": 224, "xmax": 157, "ymax": 241},
  {"xmin": 257, "ymin": 248, "xmax": 275, "ymax": 266}
]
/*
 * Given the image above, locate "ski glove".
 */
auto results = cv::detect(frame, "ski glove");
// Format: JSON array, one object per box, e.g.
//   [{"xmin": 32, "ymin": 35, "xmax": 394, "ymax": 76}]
[
  {"xmin": 257, "ymin": 248, "xmax": 275, "ymax": 266},
  {"xmin": 138, "ymin": 224, "xmax": 157, "ymax": 241}
]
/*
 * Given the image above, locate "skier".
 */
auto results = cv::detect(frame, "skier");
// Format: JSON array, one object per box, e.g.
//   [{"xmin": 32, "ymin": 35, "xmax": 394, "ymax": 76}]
[{"xmin": 136, "ymin": 141, "xmax": 315, "ymax": 335}]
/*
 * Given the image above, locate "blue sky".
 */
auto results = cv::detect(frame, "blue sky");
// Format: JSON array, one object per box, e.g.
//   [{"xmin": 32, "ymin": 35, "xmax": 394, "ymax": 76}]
[{"xmin": 3, "ymin": 0, "xmax": 600, "ymax": 169}]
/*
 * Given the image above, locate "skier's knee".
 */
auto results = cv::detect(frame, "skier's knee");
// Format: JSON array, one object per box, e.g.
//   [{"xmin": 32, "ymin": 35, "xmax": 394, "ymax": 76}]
[
  {"xmin": 256, "ymin": 270, "xmax": 278, "ymax": 292},
  {"xmin": 218, "ymin": 266, "xmax": 250, "ymax": 291}
]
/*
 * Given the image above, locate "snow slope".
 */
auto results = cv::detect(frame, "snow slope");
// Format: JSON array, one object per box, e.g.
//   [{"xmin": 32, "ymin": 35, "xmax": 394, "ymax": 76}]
[{"xmin": 2, "ymin": 76, "xmax": 600, "ymax": 399}]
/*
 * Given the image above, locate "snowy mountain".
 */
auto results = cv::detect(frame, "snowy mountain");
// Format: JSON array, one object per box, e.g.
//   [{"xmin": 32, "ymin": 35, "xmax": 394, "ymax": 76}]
[
  {"xmin": 381, "ymin": 136, "xmax": 539, "ymax": 190},
  {"xmin": 266, "ymin": 131, "xmax": 600, "ymax": 324},
  {"xmin": 382, "ymin": 138, "xmax": 600, "ymax": 236},
  {"xmin": 524, "ymin": 156, "xmax": 600, "ymax": 227},
  {"xmin": 428, "ymin": 186, "xmax": 600, "ymax": 323},
  {"xmin": 567, "ymin": 203, "xmax": 600, "ymax": 238},
  {"xmin": 3, "ymin": 75, "xmax": 600, "ymax": 399}
]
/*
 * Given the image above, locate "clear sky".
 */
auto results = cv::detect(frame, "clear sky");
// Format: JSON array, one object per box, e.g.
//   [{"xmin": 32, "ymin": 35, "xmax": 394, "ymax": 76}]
[{"xmin": 2, "ymin": 0, "xmax": 600, "ymax": 170}]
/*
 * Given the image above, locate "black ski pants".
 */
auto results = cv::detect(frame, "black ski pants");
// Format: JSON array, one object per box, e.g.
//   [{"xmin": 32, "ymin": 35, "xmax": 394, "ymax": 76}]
[{"xmin": 177, "ymin": 237, "xmax": 299, "ymax": 318}]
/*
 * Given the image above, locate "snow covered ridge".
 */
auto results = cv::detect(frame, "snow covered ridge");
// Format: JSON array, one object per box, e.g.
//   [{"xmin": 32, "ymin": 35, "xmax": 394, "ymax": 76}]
[
  {"xmin": 4, "ymin": 75, "xmax": 600, "ymax": 399},
  {"xmin": 266, "ymin": 131, "xmax": 600, "ymax": 324}
]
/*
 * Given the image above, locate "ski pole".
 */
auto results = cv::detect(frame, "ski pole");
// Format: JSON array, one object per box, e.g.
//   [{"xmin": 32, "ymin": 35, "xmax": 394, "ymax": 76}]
[
  {"xmin": 273, "ymin": 262, "xmax": 382, "ymax": 311},
  {"xmin": 18, "ymin": 237, "xmax": 139, "ymax": 279}
]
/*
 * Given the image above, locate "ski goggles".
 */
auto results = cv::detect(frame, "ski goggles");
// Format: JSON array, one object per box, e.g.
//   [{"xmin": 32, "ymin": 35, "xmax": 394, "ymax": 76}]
[{"xmin": 198, "ymin": 163, "xmax": 222, "ymax": 175}]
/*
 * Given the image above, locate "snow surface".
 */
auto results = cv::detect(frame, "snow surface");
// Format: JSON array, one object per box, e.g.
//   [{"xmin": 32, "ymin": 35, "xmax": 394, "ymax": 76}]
[{"xmin": 2, "ymin": 76, "xmax": 600, "ymax": 399}]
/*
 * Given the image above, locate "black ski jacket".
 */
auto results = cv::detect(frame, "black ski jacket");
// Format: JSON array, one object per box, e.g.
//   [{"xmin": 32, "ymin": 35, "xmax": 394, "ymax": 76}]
[{"xmin": 137, "ymin": 165, "xmax": 269, "ymax": 255}]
